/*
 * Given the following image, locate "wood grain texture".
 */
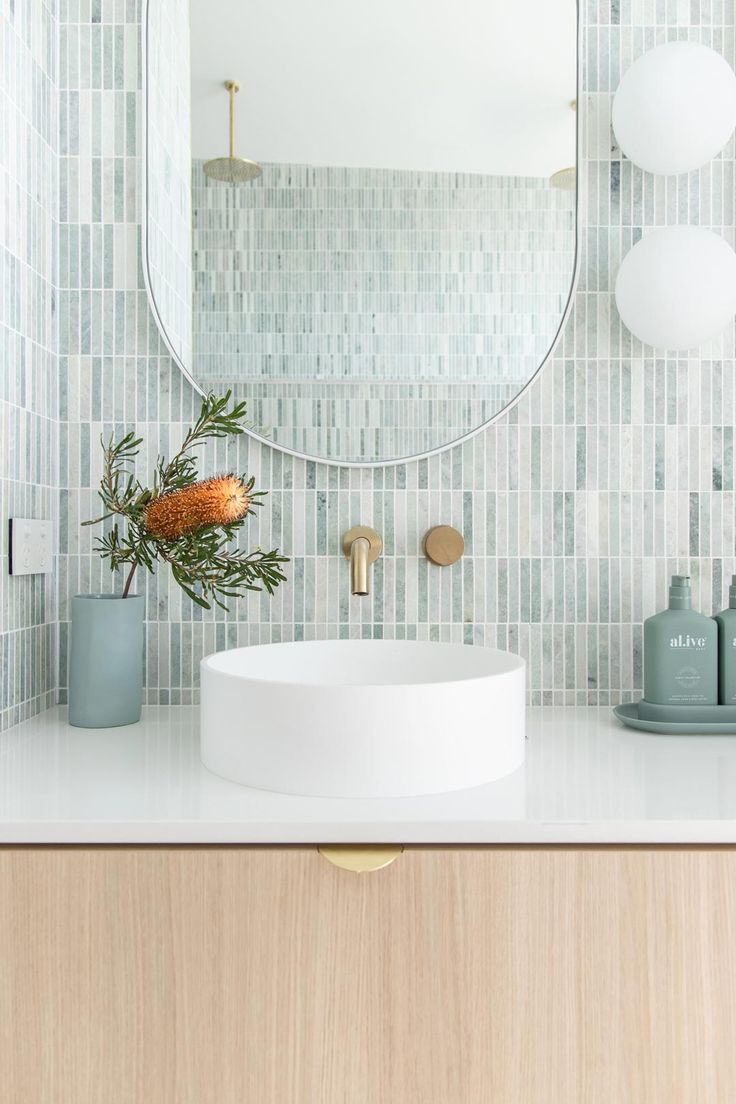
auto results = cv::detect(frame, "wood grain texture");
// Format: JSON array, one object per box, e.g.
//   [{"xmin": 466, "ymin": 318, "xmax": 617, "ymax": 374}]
[{"xmin": 1, "ymin": 847, "xmax": 735, "ymax": 1103}]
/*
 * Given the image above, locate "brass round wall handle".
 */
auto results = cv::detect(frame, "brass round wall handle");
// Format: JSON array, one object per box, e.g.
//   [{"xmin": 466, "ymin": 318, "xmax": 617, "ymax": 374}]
[
  {"xmin": 423, "ymin": 525, "xmax": 464, "ymax": 566},
  {"xmin": 318, "ymin": 845, "xmax": 403, "ymax": 873}
]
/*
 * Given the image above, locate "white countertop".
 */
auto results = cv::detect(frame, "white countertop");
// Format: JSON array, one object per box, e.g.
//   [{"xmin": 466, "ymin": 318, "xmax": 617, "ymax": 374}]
[{"xmin": 2, "ymin": 705, "xmax": 736, "ymax": 844}]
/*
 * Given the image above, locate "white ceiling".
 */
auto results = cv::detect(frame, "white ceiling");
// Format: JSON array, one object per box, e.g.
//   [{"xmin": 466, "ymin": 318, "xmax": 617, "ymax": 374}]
[{"xmin": 190, "ymin": 0, "xmax": 577, "ymax": 177}]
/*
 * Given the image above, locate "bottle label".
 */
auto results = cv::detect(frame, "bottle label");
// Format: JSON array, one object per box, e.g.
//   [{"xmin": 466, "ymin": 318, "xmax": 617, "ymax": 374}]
[
  {"xmin": 646, "ymin": 618, "xmax": 716, "ymax": 705},
  {"xmin": 674, "ymin": 667, "xmax": 702, "ymax": 691},
  {"xmin": 668, "ymin": 634, "xmax": 707, "ymax": 650},
  {"xmin": 671, "ymin": 663, "xmax": 711, "ymax": 703}
]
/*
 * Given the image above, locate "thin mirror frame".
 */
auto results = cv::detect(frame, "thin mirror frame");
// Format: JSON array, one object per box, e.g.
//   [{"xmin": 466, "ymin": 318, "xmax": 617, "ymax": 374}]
[{"xmin": 141, "ymin": 0, "xmax": 581, "ymax": 469}]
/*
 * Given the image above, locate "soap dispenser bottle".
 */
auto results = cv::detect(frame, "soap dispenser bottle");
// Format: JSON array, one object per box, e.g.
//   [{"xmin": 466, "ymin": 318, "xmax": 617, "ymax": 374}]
[
  {"xmin": 643, "ymin": 575, "xmax": 717, "ymax": 706},
  {"xmin": 714, "ymin": 575, "xmax": 736, "ymax": 704}
]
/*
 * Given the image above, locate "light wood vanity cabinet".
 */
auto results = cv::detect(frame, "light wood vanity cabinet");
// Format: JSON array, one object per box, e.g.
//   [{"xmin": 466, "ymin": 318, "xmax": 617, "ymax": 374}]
[{"xmin": 1, "ymin": 846, "xmax": 735, "ymax": 1103}]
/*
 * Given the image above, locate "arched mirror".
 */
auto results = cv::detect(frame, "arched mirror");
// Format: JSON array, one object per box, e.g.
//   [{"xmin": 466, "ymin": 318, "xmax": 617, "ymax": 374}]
[{"xmin": 144, "ymin": 0, "xmax": 579, "ymax": 466}]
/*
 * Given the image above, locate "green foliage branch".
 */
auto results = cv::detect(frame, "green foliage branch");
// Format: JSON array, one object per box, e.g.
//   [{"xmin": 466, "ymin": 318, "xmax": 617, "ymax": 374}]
[{"xmin": 83, "ymin": 392, "xmax": 288, "ymax": 610}]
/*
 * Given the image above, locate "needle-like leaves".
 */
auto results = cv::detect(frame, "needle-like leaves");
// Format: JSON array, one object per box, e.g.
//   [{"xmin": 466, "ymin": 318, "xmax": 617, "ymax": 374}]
[{"xmin": 83, "ymin": 392, "xmax": 288, "ymax": 610}]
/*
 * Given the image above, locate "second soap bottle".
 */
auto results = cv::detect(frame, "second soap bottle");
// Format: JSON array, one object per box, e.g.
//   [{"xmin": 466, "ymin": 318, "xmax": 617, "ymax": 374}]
[{"xmin": 714, "ymin": 574, "xmax": 736, "ymax": 705}]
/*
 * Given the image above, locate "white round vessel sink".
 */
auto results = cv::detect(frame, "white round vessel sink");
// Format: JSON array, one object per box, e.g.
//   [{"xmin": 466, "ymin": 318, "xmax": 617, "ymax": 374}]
[{"xmin": 200, "ymin": 640, "xmax": 525, "ymax": 798}]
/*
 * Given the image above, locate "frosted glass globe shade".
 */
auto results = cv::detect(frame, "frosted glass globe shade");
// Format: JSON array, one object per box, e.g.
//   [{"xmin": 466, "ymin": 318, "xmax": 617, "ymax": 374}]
[
  {"xmin": 614, "ymin": 228, "xmax": 736, "ymax": 350},
  {"xmin": 612, "ymin": 42, "xmax": 736, "ymax": 174}
]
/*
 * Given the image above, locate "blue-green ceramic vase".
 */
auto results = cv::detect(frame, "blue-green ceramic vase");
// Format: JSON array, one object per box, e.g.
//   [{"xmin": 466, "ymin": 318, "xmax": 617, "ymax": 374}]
[{"xmin": 69, "ymin": 594, "xmax": 145, "ymax": 728}]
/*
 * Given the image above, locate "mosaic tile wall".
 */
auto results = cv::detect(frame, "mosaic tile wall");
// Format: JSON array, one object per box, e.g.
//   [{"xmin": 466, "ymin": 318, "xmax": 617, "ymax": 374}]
[
  {"xmin": 0, "ymin": 0, "xmax": 59, "ymax": 730},
  {"xmin": 191, "ymin": 161, "xmax": 575, "ymax": 384},
  {"xmin": 201, "ymin": 377, "xmax": 525, "ymax": 462},
  {"xmin": 191, "ymin": 160, "xmax": 575, "ymax": 458},
  {"xmin": 144, "ymin": 0, "xmax": 191, "ymax": 368},
  {"xmin": 55, "ymin": 0, "xmax": 736, "ymax": 708}
]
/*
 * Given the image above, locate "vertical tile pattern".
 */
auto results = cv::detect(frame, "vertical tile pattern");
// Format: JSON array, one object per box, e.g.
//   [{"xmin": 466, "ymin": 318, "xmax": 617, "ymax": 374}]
[
  {"xmin": 0, "ymin": 0, "xmax": 59, "ymax": 730},
  {"xmin": 191, "ymin": 161, "xmax": 575, "ymax": 459},
  {"xmin": 53, "ymin": 0, "xmax": 736, "ymax": 707},
  {"xmin": 199, "ymin": 377, "xmax": 529, "ymax": 462}
]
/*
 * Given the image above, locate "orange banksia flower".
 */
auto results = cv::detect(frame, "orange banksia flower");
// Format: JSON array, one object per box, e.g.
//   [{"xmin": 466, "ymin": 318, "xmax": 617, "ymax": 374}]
[
  {"xmin": 145, "ymin": 475, "xmax": 251, "ymax": 541},
  {"xmin": 86, "ymin": 392, "xmax": 287, "ymax": 609}
]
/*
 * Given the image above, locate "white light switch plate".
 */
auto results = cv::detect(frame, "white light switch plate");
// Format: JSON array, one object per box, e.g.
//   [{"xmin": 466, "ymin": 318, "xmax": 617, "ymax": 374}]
[{"xmin": 9, "ymin": 519, "xmax": 53, "ymax": 575}]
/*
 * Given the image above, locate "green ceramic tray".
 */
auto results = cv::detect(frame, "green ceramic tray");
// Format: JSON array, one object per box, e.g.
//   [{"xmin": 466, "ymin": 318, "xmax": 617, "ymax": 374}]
[{"xmin": 613, "ymin": 702, "xmax": 736, "ymax": 735}]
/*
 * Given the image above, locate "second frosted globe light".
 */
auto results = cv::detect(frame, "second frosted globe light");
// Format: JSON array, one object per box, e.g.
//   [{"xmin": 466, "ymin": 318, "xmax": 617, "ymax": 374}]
[{"xmin": 615, "ymin": 227, "xmax": 736, "ymax": 351}]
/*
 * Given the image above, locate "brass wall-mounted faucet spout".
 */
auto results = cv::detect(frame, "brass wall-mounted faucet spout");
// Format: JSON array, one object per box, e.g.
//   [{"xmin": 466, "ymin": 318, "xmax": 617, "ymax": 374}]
[{"xmin": 342, "ymin": 526, "xmax": 382, "ymax": 596}]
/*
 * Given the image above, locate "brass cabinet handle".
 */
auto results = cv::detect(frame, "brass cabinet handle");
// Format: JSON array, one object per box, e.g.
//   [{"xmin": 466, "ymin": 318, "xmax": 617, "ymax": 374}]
[{"xmin": 318, "ymin": 845, "xmax": 403, "ymax": 872}]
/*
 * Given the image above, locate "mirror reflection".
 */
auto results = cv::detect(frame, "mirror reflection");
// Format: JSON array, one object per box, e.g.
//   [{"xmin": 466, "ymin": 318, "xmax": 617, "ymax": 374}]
[{"xmin": 146, "ymin": 0, "xmax": 578, "ymax": 464}]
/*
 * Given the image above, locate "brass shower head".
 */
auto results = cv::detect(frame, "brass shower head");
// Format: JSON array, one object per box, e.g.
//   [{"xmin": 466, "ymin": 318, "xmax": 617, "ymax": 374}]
[{"xmin": 203, "ymin": 80, "xmax": 262, "ymax": 184}]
